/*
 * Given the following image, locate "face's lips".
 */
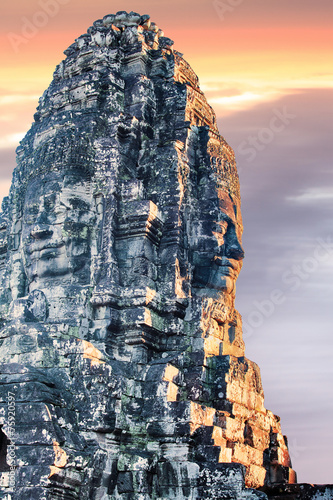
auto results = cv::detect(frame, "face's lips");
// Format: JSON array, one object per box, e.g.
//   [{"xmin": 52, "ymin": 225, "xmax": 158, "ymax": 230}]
[
  {"xmin": 214, "ymin": 256, "xmax": 242, "ymax": 277},
  {"xmin": 39, "ymin": 247, "xmax": 65, "ymax": 260},
  {"xmin": 25, "ymin": 241, "xmax": 65, "ymax": 257}
]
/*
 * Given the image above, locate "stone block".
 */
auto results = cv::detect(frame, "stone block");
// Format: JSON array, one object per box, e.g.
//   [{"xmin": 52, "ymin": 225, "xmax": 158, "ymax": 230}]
[{"xmin": 117, "ymin": 471, "xmax": 134, "ymax": 493}]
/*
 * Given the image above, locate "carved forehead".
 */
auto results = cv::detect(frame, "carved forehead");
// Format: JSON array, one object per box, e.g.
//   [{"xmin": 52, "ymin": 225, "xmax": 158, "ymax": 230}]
[
  {"xmin": 25, "ymin": 173, "xmax": 61, "ymax": 199},
  {"xmin": 24, "ymin": 171, "xmax": 91, "ymax": 201},
  {"xmin": 216, "ymin": 189, "xmax": 241, "ymax": 226}
]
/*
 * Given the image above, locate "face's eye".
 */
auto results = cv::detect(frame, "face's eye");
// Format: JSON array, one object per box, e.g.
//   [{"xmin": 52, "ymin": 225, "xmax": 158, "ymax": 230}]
[
  {"xmin": 68, "ymin": 198, "xmax": 91, "ymax": 212},
  {"xmin": 213, "ymin": 221, "xmax": 228, "ymax": 235},
  {"xmin": 220, "ymin": 222, "xmax": 228, "ymax": 235},
  {"xmin": 212, "ymin": 220, "xmax": 229, "ymax": 248},
  {"xmin": 23, "ymin": 205, "xmax": 39, "ymax": 224},
  {"xmin": 54, "ymin": 203, "xmax": 68, "ymax": 219},
  {"xmin": 43, "ymin": 196, "xmax": 56, "ymax": 211}
]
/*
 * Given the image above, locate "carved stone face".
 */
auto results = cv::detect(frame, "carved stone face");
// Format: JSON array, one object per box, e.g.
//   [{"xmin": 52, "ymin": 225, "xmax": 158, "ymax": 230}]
[
  {"xmin": 192, "ymin": 190, "xmax": 244, "ymax": 294},
  {"xmin": 21, "ymin": 171, "xmax": 95, "ymax": 289},
  {"xmin": 210, "ymin": 189, "xmax": 244, "ymax": 293}
]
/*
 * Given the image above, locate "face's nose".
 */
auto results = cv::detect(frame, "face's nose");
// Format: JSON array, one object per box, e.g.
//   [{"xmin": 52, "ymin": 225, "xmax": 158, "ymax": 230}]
[
  {"xmin": 28, "ymin": 203, "xmax": 54, "ymax": 240},
  {"xmin": 226, "ymin": 240, "xmax": 245, "ymax": 260},
  {"xmin": 225, "ymin": 227, "xmax": 245, "ymax": 261}
]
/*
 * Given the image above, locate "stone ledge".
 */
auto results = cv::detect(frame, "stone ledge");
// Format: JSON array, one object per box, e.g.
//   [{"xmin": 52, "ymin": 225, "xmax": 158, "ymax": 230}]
[{"xmin": 259, "ymin": 483, "xmax": 333, "ymax": 499}]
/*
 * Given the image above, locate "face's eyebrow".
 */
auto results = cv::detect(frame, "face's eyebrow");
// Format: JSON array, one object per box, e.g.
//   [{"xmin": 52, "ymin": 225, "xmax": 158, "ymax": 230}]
[
  {"xmin": 24, "ymin": 203, "xmax": 39, "ymax": 212},
  {"xmin": 67, "ymin": 198, "xmax": 91, "ymax": 211},
  {"xmin": 218, "ymin": 214, "xmax": 235, "ymax": 227},
  {"xmin": 217, "ymin": 219, "xmax": 228, "ymax": 225},
  {"xmin": 43, "ymin": 196, "xmax": 56, "ymax": 206}
]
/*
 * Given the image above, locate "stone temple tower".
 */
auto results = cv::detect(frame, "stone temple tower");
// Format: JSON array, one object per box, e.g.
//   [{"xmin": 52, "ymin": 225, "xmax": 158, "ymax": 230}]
[{"xmin": 0, "ymin": 12, "xmax": 297, "ymax": 500}]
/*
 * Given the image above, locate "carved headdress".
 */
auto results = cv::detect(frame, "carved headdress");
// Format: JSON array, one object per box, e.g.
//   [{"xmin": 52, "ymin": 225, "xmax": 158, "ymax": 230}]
[{"xmin": 1, "ymin": 10, "xmax": 242, "ymax": 315}]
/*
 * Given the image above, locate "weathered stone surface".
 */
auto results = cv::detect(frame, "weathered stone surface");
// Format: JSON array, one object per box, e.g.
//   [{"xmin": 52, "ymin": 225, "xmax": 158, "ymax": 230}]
[
  {"xmin": 260, "ymin": 483, "xmax": 333, "ymax": 499},
  {"xmin": 0, "ymin": 10, "xmax": 321, "ymax": 500}
]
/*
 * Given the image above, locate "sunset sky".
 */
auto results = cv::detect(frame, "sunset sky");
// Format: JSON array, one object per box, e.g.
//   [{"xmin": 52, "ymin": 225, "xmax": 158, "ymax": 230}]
[{"xmin": 1, "ymin": 0, "xmax": 332, "ymax": 484}]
